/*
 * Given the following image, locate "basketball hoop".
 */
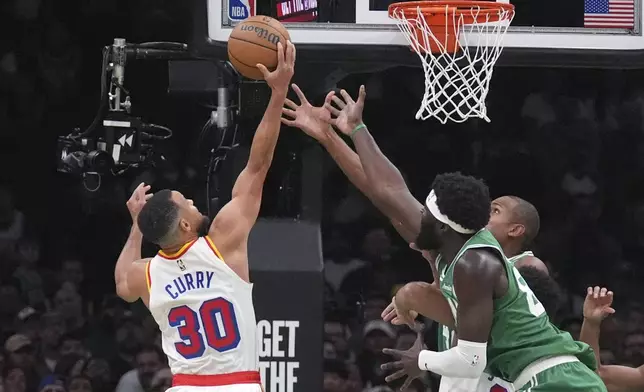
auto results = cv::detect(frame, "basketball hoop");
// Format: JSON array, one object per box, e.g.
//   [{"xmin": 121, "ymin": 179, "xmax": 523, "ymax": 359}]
[{"xmin": 388, "ymin": 1, "xmax": 515, "ymax": 124}]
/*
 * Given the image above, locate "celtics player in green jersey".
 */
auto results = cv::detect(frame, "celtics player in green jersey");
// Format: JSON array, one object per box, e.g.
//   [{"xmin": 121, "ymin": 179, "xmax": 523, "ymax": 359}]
[
  {"xmin": 385, "ymin": 196, "xmax": 564, "ymax": 392},
  {"xmin": 280, "ymin": 84, "xmax": 605, "ymax": 392}
]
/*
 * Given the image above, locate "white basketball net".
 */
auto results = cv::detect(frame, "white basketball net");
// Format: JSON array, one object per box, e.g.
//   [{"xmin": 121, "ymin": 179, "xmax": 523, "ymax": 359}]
[{"xmin": 390, "ymin": 3, "xmax": 514, "ymax": 124}]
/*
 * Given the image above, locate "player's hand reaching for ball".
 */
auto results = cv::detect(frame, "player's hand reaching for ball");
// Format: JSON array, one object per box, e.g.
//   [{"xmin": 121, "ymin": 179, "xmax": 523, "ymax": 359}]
[
  {"xmin": 583, "ymin": 286, "xmax": 615, "ymax": 325},
  {"xmin": 382, "ymin": 295, "xmax": 419, "ymax": 328},
  {"xmin": 325, "ymin": 85, "xmax": 366, "ymax": 136},
  {"xmin": 281, "ymin": 84, "xmax": 335, "ymax": 142},
  {"xmin": 257, "ymin": 40, "xmax": 295, "ymax": 95},
  {"xmin": 126, "ymin": 182, "xmax": 153, "ymax": 223},
  {"xmin": 381, "ymin": 326, "xmax": 426, "ymax": 391}
]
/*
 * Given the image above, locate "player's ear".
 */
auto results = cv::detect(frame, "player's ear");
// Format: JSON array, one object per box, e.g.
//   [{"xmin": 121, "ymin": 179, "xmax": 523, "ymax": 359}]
[
  {"xmin": 179, "ymin": 218, "xmax": 191, "ymax": 233},
  {"xmin": 508, "ymin": 224, "xmax": 526, "ymax": 239}
]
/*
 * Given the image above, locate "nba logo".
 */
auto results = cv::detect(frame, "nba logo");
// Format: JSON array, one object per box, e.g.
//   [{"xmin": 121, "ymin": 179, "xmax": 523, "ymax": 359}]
[
  {"xmin": 229, "ymin": 0, "xmax": 255, "ymax": 21},
  {"xmin": 176, "ymin": 259, "xmax": 186, "ymax": 271}
]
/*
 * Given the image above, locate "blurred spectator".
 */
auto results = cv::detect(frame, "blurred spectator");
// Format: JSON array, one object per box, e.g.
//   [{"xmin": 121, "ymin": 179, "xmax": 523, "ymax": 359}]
[
  {"xmin": 39, "ymin": 312, "xmax": 66, "ymax": 373},
  {"xmin": 148, "ymin": 368, "xmax": 171, "ymax": 392},
  {"xmin": 0, "ymin": 189, "xmax": 25, "ymax": 253},
  {"xmin": 66, "ymin": 375, "xmax": 92, "ymax": 392},
  {"xmin": 115, "ymin": 346, "xmax": 166, "ymax": 392},
  {"xmin": 322, "ymin": 359, "xmax": 348, "ymax": 392},
  {"xmin": 358, "ymin": 321, "xmax": 397, "ymax": 389},
  {"xmin": 3, "ymin": 366, "xmax": 26, "ymax": 392},
  {"xmin": 54, "ymin": 285, "xmax": 85, "ymax": 335},
  {"xmin": 13, "ymin": 239, "xmax": 46, "ymax": 308}
]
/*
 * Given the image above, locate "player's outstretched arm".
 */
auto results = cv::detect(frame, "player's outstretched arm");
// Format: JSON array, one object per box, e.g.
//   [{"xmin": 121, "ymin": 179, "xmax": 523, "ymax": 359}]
[
  {"xmin": 209, "ymin": 41, "xmax": 295, "ymax": 283},
  {"xmin": 281, "ymin": 85, "xmax": 417, "ymax": 241},
  {"xmin": 325, "ymin": 86, "xmax": 423, "ymax": 244},
  {"xmin": 577, "ymin": 287, "xmax": 644, "ymax": 392},
  {"xmin": 115, "ymin": 183, "xmax": 153, "ymax": 303}
]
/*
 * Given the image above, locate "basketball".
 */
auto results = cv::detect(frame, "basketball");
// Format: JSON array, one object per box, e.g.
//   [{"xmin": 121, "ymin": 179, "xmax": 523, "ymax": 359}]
[{"xmin": 227, "ymin": 16, "xmax": 291, "ymax": 80}]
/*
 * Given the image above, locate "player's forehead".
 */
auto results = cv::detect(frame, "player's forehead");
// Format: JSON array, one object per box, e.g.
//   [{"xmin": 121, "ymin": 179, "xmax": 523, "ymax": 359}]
[
  {"xmin": 492, "ymin": 196, "xmax": 517, "ymax": 211},
  {"xmin": 170, "ymin": 191, "xmax": 187, "ymax": 205}
]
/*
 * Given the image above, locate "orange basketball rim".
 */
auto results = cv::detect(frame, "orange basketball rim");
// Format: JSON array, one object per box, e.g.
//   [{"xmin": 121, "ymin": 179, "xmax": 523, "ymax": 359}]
[{"xmin": 388, "ymin": 1, "xmax": 515, "ymax": 54}]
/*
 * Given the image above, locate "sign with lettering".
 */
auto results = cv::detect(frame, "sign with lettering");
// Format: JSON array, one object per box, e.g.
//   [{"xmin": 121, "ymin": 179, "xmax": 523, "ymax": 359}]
[{"xmin": 228, "ymin": 0, "xmax": 256, "ymax": 21}]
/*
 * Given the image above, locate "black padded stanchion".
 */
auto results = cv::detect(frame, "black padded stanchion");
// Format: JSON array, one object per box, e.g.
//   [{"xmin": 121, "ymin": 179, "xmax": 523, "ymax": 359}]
[{"xmin": 249, "ymin": 219, "xmax": 323, "ymax": 392}]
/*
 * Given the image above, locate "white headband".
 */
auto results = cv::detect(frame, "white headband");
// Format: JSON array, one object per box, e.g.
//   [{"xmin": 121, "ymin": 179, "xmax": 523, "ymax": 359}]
[{"xmin": 425, "ymin": 190, "xmax": 476, "ymax": 234}]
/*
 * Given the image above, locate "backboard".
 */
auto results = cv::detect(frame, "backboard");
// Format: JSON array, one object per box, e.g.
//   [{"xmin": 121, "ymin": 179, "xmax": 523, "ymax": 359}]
[{"xmin": 190, "ymin": 0, "xmax": 644, "ymax": 67}]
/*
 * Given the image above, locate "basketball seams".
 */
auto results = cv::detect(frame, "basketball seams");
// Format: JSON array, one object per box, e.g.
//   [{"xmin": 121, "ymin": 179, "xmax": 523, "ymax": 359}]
[
  {"xmin": 228, "ymin": 36, "xmax": 277, "ymax": 52},
  {"xmin": 227, "ymin": 48, "xmax": 260, "ymax": 70}
]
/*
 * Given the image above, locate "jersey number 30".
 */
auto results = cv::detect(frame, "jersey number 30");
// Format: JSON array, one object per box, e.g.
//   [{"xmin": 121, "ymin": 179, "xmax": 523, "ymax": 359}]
[{"xmin": 167, "ymin": 297, "xmax": 241, "ymax": 359}]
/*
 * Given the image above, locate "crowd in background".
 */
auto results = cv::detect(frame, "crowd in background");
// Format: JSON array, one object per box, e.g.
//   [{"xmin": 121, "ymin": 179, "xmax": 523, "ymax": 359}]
[{"xmin": 2, "ymin": 0, "xmax": 644, "ymax": 392}]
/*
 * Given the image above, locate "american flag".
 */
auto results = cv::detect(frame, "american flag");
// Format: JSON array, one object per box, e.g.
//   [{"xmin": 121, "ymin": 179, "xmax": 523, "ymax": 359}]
[{"xmin": 584, "ymin": 0, "xmax": 635, "ymax": 29}]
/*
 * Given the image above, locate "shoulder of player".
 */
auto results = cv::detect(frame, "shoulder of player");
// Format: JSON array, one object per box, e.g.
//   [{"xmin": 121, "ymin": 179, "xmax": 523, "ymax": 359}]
[
  {"xmin": 129, "ymin": 259, "xmax": 152, "ymax": 289},
  {"xmin": 455, "ymin": 249, "xmax": 504, "ymax": 282},
  {"xmin": 514, "ymin": 255, "xmax": 549, "ymax": 275}
]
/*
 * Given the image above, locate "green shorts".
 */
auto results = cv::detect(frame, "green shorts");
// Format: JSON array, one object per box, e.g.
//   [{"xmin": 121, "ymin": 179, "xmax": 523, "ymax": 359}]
[{"xmin": 516, "ymin": 361, "xmax": 607, "ymax": 392}]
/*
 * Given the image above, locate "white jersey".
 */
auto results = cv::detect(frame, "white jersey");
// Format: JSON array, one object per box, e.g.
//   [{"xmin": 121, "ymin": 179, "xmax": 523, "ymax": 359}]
[
  {"xmin": 439, "ymin": 374, "xmax": 514, "ymax": 392},
  {"xmin": 146, "ymin": 236, "xmax": 258, "ymax": 376}
]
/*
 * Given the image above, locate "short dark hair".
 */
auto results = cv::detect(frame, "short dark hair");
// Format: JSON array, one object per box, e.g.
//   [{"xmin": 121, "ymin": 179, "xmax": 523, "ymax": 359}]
[
  {"xmin": 508, "ymin": 196, "xmax": 540, "ymax": 248},
  {"xmin": 432, "ymin": 172, "xmax": 491, "ymax": 232},
  {"xmin": 137, "ymin": 190, "xmax": 179, "ymax": 245},
  {"xmin": 517, "ymin": 266, "xmax": 561, "ymax": 318}
]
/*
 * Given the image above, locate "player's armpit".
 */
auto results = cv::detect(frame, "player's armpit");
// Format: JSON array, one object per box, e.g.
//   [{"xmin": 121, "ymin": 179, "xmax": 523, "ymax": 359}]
[
  {"xmin": 396, "ymin": 282, "xmax": 455, "ymax": 328},
  {"xmin": 453, "ymin": 250, "xmax": 503, "ymax": 343},
  {"xmin": 514, "ymin": 255, "xmax": 549, "ymax": 275},
  {"xmin": 599, "ymin": 365, "xmax": 644, "ymax": 392},
  {"xmin": 117, "ymin": 259, "xmax": 151, "ymax": 303}
]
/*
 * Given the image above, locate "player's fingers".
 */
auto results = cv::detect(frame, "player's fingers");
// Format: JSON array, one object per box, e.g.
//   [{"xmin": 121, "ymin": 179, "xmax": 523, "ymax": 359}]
[
  {"xmin": 325, "ymin": 91, "xmax": 335, "ymax": 105},
  {"xmin": 282, "ymin": 107, "xmax": 296, "ymax": 119},
  {"xmin": 284, "ymin": 98, "xmax": 298, "ymax": 110},
  {"xmin": 145, "ymin": 193, "xmax": 154, "ymax": 200},
  {"xmin": 357, "ymin": 85, "xmax": 367, "ymax": 105},
  {"xmin": 382, "ymin": 302, "xmax": 395, "ymax": 319},
  {"xmin": 600, "ymin": 287, "xmax": 607, "ymax": 297},
  {"xmin": 586, "ymin": 287, "xmax": 593, "ymax": 297},
  {"xmin": 325, "ymin": 103, "xmax": 341, "ymax": 117},
  {"xmin": 289, "ymin": 41, "xmax": 296, "ymax": 64},
  {"xmin": 593, "ymin": 286, "xmax": 600, "ymax": 298},
  {"xmin": 256, "ymin": 64, "xmax": 270, "ymax": 79},
  {"xmin": 400, "ymin": 376, "xmax": 414, "ymax": 391},
  {"xmin": 331, "ymin": 95, "xmax": 346, "ymax": 109},
  {"xmin": 380, "ymin": 361, "xmax": 404, "ymax": 371},
  {"xmin": 606, "ymin": 307, "xmax": 616, "ymax": 314},
  {"xmin": 340, "ymin": 89, "xmax": 355, "ymax": 104},
  {"xmin": 291, "ymin": 84, "xmax": 308, "ymax": 105},
  {"xmin": 382, "ymin": 348, "xmax": 403, "ymax": 357},
  {"xmin": 384, "ymin": 369, "xmax": 407, "ymax": 383},
  {"xmin": 280, "ymin": 117, "xmax": 296, "ymax": 127},
  {"xmin": 607, "ymin": 291, "xmax": 614, "ymax": 298},
  {"xmin": 276, "ymin": 42, "xmax": 285, "ymax": 66}
]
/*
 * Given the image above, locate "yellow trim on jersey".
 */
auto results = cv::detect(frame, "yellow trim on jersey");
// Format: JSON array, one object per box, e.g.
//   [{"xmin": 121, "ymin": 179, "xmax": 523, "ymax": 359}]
[
  {"xmin": 204, "ymin": 236, "xmax": 225, "ymax": 261},
  {"xmin": 145, "ymin": 260, "xmax": 152, "ymax": 292},
  {"xmin": 158, "ymin": 239, "xmax": 196, "ymax": 259}
]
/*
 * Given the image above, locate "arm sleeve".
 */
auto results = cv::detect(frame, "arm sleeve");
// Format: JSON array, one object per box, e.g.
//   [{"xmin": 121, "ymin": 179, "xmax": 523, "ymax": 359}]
[{"xmin": 418, "ymin": 339, "xmax": 487, "ymax": 378}]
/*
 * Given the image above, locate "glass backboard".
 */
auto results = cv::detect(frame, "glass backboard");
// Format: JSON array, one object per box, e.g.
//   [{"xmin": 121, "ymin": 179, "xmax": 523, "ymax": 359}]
[{"xmin": 190, "ymin": 0, "xmax": 644, "ymax": 68}]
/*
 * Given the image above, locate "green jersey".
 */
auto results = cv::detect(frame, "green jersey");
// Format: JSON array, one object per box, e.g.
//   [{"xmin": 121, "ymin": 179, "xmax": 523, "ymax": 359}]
[
  {"xmin": 436, "ymin": 250, "xmax": 534, "ymax": 352},
  {"xmin": 435, "ymin": 229, "xmax": 596, "ymax": 382}
]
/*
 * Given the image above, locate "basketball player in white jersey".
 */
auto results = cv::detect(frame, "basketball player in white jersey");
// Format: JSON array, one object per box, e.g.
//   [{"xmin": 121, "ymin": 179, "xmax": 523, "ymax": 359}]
[
  {"xmin": 280, "ymin": 85, "xmax": 558, "ymax": 392},
  {"xmin": 113, "ymin": 41, "xmax": 296, "ymax": 392}
]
